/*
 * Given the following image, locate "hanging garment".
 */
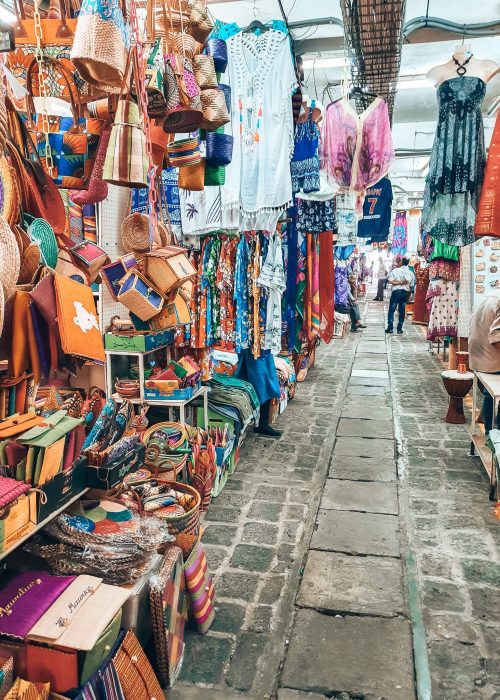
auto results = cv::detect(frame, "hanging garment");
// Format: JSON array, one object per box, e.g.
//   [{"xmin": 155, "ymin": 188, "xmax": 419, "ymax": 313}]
[
  {"xmin": 291, "ymin": 105, "xmax": 320, "ymax": 194},
  {"xmin": 304, "ymin": 234, "xmax": 320, "ymax": 340},
  {"xmin": 406, "ymin": 209, "xmax": 422, "ymax": 252},
  {"xmin": 318, "ymin": 231, "xmax": 334, "ymax": 343},
  {"xmin": 334, "ymin": 263, "xmax": 349, "ymax": 307},
  {"xmin": 257, "ymin": 231, "xmax": 286, "ymax": 354},
  {"xmin": 234, "ymin": 236, "xmax": 250, "ymax": 353},
  {"xmin": 423, "ymin": 76, "xmax": 486, "ymax": 247},
  {"xmin": 429, "ymin": 259, "xmax": 460, "ymax": 281},
  {"xmin": 426, "ymin": 278, "xmax": 458, "ymax": 340},
  {"xmin": 216, "ymin": 236, "xmax": 238, "ymax": 350},
  {"xmin": 222, "ymin": 30, "xmax": 297, "ymax": 232},
  {"xmin": 457, "ymin": 243, "xmax": 473, "ymax": 337},
  {"xmin": 412, "ymin": 263, "xmax": 430, "ymax": 325},
  {"xmin": 320, "ymin": 97, "xmax": 394, "ymax": 216},
  {"xmin": 392, "ymin": 211, "xmax": 408, "ymax": 257},
  {"xmin": 357, "ymin": 177, "xmax": 393, "ymax": 240},
  {"xmin": 296, "ymin": 197, "xmax": 336, "ymax": 234},
  {"xmin": 283, "ymin": 211, "xmax": 298, "ymax": 350},
  {"xmin": 294, "ymin": 226, "xmax": 307, "ymax": 352},
  {"xmin": 180, "ymin": 187, "xmax": 222, "ymax": 241},
  {"xmin": 475, "ymin": 110, "xmax": 500, "ymax": 237}
]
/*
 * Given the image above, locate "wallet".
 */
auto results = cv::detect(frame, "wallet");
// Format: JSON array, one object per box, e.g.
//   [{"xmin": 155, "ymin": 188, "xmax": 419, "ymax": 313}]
[{"xmin": 25, "ymin": 645, "xmax": 78, "ymax": 693}]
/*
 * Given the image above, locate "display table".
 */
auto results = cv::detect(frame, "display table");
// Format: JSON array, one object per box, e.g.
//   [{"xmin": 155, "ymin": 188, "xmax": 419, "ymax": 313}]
[
  {"xmin": 113, "ymin": 385, "xmax": 209, "ymax": 429},
  {"xmin": 469, "ymin": 370, "xmax": 500, "ymax": 500}
]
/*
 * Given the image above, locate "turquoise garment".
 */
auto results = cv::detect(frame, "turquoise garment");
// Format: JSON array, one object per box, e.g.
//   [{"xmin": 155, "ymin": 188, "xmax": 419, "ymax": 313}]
[
  {"xmin": 211, "ymin": 19, "xmax": 288, "ymax": 40},
  {"xmin": 234, "ymin": 237, "xmax": 250, "ymax": 353},
  {"xmin": 236, "ymin": 349, "xmax": 280, "ymax": 405}
]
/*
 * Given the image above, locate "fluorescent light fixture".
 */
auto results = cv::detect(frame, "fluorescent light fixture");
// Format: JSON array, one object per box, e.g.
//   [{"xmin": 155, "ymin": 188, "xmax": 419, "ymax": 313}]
[
  {"xmin": 0, "ymin": 6, "xmax": 16, "ymax": 23},
  {"xmin": 303, "ymin": 57, "xmax": 348, "ymax": 70},
  {"xmin": 397, "ymin": 78, "xmax": 433, "ymax": 90}
]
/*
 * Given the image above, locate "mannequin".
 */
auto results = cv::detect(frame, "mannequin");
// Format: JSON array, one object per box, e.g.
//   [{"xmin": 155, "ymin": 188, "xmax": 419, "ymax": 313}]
[{"xmin": 427, "ymin": 43, "xmax": 499, "ymax": 87}]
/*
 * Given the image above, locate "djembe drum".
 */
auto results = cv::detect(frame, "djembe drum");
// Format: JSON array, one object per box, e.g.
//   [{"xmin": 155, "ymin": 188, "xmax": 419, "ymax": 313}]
[{"xmin": 441, "ymin": 369, "xmax": 474, "ymax": 424}]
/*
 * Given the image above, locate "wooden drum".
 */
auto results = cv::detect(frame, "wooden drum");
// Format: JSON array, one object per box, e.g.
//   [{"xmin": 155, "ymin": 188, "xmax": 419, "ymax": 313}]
[{"xmin": 441, "ymin": 369, "xmax": 474, "ymax": 424}]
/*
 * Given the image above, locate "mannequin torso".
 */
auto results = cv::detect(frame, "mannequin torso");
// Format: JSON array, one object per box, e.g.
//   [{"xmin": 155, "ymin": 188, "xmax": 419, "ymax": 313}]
[{"xmin": 426, "ymin": 45, "xmax": 499, "ymax": 87}]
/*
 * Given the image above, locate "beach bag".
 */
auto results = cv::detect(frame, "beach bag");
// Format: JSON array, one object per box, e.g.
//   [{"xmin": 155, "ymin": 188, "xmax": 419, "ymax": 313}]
[
  {"xmin": 166, "ymin": 137, "xmax": 201, "ymax": 167},
  {"xmin": 187, "ymin": 0, "xmax": 213, "ymax": 43},
  {"xmin": 70, "ymin": 0, "xmax": 131, "ymax": 91},
  {"xmin": 103, "ymin": 49, "xmax": 149, "ymax": 189},
  {"xmin": 200, "ymin": 87, "xmax": 229, "ymax": 130},
  {"xmin": 184, "ymin": 541, "xmax": 215, "ymax": 634},
  {"xmin": 24, "ymin": 55, "xmax": 104, "ymax": 190},
  {"xmin": 205, "ymin": 130, "xmax": 233, "ymax": 166},
  {"xmin": 112, "ymin": 631, "xmax": 163, "ymax": 700}
]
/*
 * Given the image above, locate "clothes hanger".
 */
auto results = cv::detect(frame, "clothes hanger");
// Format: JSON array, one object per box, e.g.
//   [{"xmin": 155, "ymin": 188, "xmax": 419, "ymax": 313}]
[{"xmin": 243, "ymin": 0, "xmax": 269, "ymax": 33}]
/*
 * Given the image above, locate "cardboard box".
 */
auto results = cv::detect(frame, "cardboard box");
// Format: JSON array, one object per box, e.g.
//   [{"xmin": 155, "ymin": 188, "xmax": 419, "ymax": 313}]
[
  {"xmin": 0, "ymin": 491, "xmax": 37, "ymax": 553},
  {"xmin": 37, "ymin": 457, "xmax": 87, "ymax": 521},
  {"xmin": 104, "ymin": 329, "xmax": 174, "ymax": 353}
]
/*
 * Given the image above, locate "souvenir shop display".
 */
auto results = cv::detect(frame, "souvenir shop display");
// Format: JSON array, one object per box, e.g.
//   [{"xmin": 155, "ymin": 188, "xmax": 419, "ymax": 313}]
[{"xmin": 4, "ymin": 0, "xmax": 498, "ymax": 690}]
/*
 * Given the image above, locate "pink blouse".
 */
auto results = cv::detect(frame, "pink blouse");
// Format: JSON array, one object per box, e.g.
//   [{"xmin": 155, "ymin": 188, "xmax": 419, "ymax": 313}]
[{"xmin": 320, "ymin": 98, "xmax": 394, "ymax": 216}]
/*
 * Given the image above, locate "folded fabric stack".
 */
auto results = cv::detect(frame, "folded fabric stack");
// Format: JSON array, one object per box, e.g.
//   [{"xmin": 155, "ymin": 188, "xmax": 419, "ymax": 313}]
[{"xmin": 207, "ymin": 375, "xmax": 260, "ymax": 439}]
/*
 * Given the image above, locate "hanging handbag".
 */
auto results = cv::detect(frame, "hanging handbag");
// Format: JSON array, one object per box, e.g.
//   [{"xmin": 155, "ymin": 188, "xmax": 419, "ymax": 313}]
[
  {"xmin": 205, "ymin": 130, "xmax": 233, "ymax": 166},
  {"xmin": 111, "ymin": 630, "xmax": 163, "ymax": 700},
  {"xmin": 142, "ymin": 246, "xmax": 197, "ymax": 293},
  {"xmin": 162, "ymin": 0, "xmax": 202, "ymax": 134},
  {"xmin": 206, "ymin": 38, "xmax": 228, "ymax": 73},
  {"xmin": 103, "ymin": 49, "xmax": 149, "ymax": 189},
  {"xmin": 219, "ymin": 82, "xmax": 231, "ymax": 112},
  {"xmin": 204, "ymin": 162, "xmax": 225, "ymax": 186},
  {"xmin": 4, "ymin": 107, "xmax": 67, "ymax": 235},
  {"xmin": 70, "ymin": 0, "xmax": 131, "ymax": 92},
  {"xmin": 70, "ymin": 241, "xmax": 110, "ymax": 283},
  {"xmin": 187, "ymin": 0, "xmax": 213, "ymax": 43},
  {"xmin": 200, "ymin": 88, "xmax": 230, "ymax": 130},
  {"xmin": 166, "ymin": 137, "xmax": 201, "ymax": 167},
  {"xmin": 178, "ymin": 159, "xmax": 205, "ymax": 191},
  {"xmin": 25, "ymin": 56, "xmax": 104, "ymax": 190},
  {"xmin": 132, "ymin": 38, "xmax": 168, "ymax": 119},
  {"xmin": 192, "ymin": 54, "xmax": 217, "ymax": 90},
  {"xmin": 117, "ymin": 270, "xmax": 164, "ymax": 321}
]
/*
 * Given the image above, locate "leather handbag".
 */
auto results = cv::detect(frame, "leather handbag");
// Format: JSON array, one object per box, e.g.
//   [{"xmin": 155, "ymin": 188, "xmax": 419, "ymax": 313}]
[
  {"xmin": 103, "ymin": 49, "xmax": 149, "ymax": 189},
  {"xmin": 117, "ymin": 270, "xmax": 164, "ymax": 321},
  {"xmin": 112, "ymin": 630, "xmax": 163, "ymax": 700},
  {"xmin": 184, "ymin": 540, "xmax": 215, "ymax": 634},
  {"xmin": 53, "ymin": 274, "xmax": 105, "ymax": 363},
  {"xmin": 25, "ymin": 55, "xmax": 104, "ymax": 190},
  {"xmin": 149, "ymin": 546, "xmax": 187, "ymax": 687},
  {"xmin": 55, "ymin": 248, "xmax": 90, "ymax": 286},
  {"xmin": 5, "ymin": 102, "xmax": 67, "ymax": 235}
]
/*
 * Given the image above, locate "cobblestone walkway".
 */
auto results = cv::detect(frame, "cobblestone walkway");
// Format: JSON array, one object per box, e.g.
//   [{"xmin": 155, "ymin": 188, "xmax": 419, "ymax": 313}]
[{"xmin": 172, "ymin": 300, "xmax": 500, "ymax": 700}]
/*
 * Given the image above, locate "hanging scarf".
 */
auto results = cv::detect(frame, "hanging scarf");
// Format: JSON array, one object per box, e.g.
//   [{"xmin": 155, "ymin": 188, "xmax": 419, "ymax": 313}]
[
  {"xmin": 318, "ymin": 231, "xmax": 334, "ymax": 343},
  {"xmin": 284, "ymin": 205, "xmax": 299, "ymax": 349}
]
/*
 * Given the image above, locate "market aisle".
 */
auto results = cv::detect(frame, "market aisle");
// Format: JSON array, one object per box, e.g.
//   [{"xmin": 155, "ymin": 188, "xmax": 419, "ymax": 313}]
[{"xmin": 173, "ymin": 300, "xmax": 499, "ymax": 700}]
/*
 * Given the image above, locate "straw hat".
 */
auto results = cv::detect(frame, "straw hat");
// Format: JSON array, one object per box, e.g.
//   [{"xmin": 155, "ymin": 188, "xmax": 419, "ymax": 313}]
[{"xmin": 0, "ymin": 217, "xmax": 20, "ymax": 300}]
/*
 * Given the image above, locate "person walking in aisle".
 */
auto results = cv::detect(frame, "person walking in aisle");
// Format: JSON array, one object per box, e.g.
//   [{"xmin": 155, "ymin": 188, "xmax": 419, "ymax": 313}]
[
  {"xmin": 373, "ymin": 257, "xmax": 387, "ymax": 301},
  {"xmin": 386, "ymin": 257, "xmax": 415, "ymax": 335}
]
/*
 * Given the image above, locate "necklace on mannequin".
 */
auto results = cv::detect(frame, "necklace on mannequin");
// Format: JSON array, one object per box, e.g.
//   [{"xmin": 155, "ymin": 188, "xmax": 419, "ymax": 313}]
[{"xmin": 452, "ymin": 53, "xmax": 474, "ymax": 76}]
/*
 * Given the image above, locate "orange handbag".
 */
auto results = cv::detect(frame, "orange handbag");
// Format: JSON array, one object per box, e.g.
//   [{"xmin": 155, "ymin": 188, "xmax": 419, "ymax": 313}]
[
  {"xmin": 53, "ymin": 274, "xmax": 105, "ymax": 363},
  {"xmin": 10, "ymin": 291, "xmax": 31, "ymax": 378}
]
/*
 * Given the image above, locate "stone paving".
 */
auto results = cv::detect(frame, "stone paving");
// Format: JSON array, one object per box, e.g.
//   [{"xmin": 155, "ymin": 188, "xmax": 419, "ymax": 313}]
[{"xmin": 171, "ymin": 299, "xmax": 500, "ymax": 700}]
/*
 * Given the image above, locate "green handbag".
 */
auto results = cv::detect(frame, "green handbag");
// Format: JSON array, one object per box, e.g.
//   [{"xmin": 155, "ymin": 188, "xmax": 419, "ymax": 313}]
[
  {"xmin": 18, "ymin": 411, "xmax": 84, "ymax": 447},
  {"xmin": 204, "ymin": 163, "xmax": 225, "ymax": 187}
]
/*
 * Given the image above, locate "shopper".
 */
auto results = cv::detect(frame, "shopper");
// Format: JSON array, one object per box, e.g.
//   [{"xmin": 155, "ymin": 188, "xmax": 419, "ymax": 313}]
[
  {"xmin": 385, "ymin": 257, "xmax": 415, "ymax": 334},
  {"xmin": 469, "ymin": 292, "xmax": 500, "ymax": 433},
  {"xmin": 348, "ymin": 275, "xmax": 366, "ymax": 333},
  {"xmin": 373, "ymin": 257, "xmax": 387, "ymax": 301}
]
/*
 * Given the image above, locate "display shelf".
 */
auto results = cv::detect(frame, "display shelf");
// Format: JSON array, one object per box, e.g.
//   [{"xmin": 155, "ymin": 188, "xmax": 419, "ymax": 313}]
[
  {"xmin": 0, "ymin": 488, "xmax": 89, "ymax": 563},
  {"xmin": 113, "ymin": 386, "xmax": 209, "ymax": 428},
  {"xmin": 469, "ymin": 371, "xmax": 500, "ymax": 500}
]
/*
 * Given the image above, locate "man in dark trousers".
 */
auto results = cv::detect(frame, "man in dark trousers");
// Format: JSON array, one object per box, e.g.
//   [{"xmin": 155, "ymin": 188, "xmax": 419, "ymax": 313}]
[{"xmin": 386, "ymin": 257, "xmax": 415, "ymax": 335}]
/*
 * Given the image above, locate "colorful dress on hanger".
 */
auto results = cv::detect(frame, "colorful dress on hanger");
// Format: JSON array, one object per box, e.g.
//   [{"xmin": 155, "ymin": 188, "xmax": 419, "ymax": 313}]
[
  {"xmin": 222, "ymin": 30, "xmax": 297, "ymax": 232},
  {"xmin": 475, "ymin": 110, "xmax": 500, "ymax": 237},
  {"xmin": 258, "ymin": 231, "xmax": 286, "ymax": 354},
  {"xmin": 392, "ymin": 211, "xmax": 408, "ymax": 257},
  {"xmin": 217, "ymin": 236, "xmax": 238, "ymax": 350},
  {"xmin": 426, "ymin": 278, "xmax": 458, "ymax": 340},
  {"xmin": 320, "ymin": 97, "xmax": 394, "ymax": 216},
  {"xmin": 412, "ymin": 263, "xmax": 430, "ymax": 324},
  {"xmin": 422, "ymin": 76, "xmax": 487, "ymax": 247},
  {"xmin": 234, "ymin": 236, "xmax": 250, "ymax": 353},
  {"xmin": 291, "ymin": 105, "xmax": 320, "ymax": 194}
]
